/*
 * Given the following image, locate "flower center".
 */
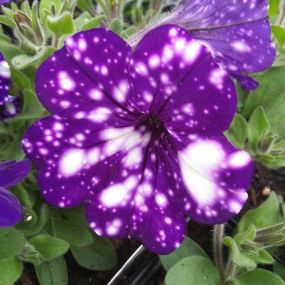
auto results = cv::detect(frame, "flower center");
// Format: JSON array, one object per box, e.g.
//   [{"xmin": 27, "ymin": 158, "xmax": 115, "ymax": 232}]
[{"xmin": 139, "ymin": 114, "xmax": 168, "ymax": 139}]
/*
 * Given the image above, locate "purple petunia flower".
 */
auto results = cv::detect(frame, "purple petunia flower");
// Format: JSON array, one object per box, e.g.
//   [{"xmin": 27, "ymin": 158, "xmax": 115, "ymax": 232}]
[
  {"xmin": 0, "ymin": 53, "xmax": 21, "ymax": 120},
  {"xmin": 130, "ymin": 0, "xmax": 276, "ymax": 90},
  {"xmin": 0, "ymin": 160, "xmax": 31, "ymax": 227},
  {"xmin": 23, "ymin": 25, "xmax": 254, "ymax": 254},
  {"xmin": 0, "ymin": 0, "xmax": 11, "ymax": 5}
]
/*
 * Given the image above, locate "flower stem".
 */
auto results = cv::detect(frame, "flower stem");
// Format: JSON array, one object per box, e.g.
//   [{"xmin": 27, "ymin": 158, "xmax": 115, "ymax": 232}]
[
  {"xmin": 225, "ymin": 259, "xmax": 236, "ymax": 282},
  {"xmin": 213, "ymin": 224, "xmax": 225, "ymax": 280}
]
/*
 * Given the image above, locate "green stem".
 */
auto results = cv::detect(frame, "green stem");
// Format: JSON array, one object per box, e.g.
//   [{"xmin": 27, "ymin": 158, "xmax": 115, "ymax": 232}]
[
  {"xmin": 225, "ymin": 259, "xmax": 237, "ymax": 282},
  {"xmin": 213, "ymin": 224, "xmax": 225, "ymax": 280}
]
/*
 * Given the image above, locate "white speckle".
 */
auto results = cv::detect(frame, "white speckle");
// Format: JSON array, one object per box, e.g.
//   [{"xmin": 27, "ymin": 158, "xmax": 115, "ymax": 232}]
[
  {"xmin": 89, "ymin": 89, "xmax": 103, "ymax": 100},
  {"xmin": 113, "ymin": 80, "xmax": 129, "ymax": 103},
  {"xmin": 178, "ymin": 140, "xmax": 225, "ymax": 207},
  {"xmin": 58, "ymin": 72, "xmax": 75, "ymax": 91},
  {"xmin": 0, "ymin": 61, "xmax": 10, "ymax": 78},
  {"xmin": 231, "ymin": 41, "xmax": 251, "ymax": 53},
  {"xmin": 228, "ymin": 151, "xmax": 251, "ymax": 168},
  {"xmin": 100, "ymin": 176, "xmax": 137, "ymax": 207},
  {"xmin": 59, "ymin": 148, "xmax": 85, "ymax": 176},
  {"xmin": 155, "ymin": 193, "xmax": 168, "ymax": 208},
  {"xmin": 148, "ymin": 55, "xmax": 160, "ymax": 69}
]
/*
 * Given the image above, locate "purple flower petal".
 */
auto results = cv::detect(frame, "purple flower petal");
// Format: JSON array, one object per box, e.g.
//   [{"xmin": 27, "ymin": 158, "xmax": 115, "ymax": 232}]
[
  {"xmin": 64, "ymin": 28, "xmax": 133, "ymax": 103},
  {"xmin": 0, "ymin": 160, "xmax": 31, "ymax": 188},
  {"xmin": 190, "ymin": 19, "xmax": 275, "ymax": 90},
  {"xmin": 0, "ymin": 53, "xmax": 10, "ymax": 105},
  {"xmin": 36, "ymin": 45, "xmax": 137, "ymax": 123},
  {"xmin": 178, "ymin": 135, "xmax": 254, "ymax": 224},
  {"xmin": 0, "ymin": 0, "xmax": 12, "ymax": 5},
  {"xmin": 0, "ymin": 96, "xmax": 22, "ymax": 120},
  {"xmin": 131, "ymin": 25, "xmax": 237, "ymax": 141},
  {"xmin": 85, "ymin": 130, "xmax": 186, "ymax": 254},
  {"xmin": 0, "ymin": 187, "xmax": 23, "ymax": 227},
  {"xmin": 22, "ymin": 115, "xmax": 136, "ymax": 207},
  {"xmin": 165, "ymin": 0, "xmax": 276, "ymax": 90}
]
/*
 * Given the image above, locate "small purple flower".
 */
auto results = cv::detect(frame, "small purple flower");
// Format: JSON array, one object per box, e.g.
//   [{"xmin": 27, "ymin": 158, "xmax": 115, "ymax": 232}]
[
  {"xmin": 0, "ymin": 0, "xmax": 12, "ymax": 4},
  {"xmin": 131, "ymin": 0, "xmax": 276, "ymax": 90},
  {"xmin": 0, "ymin": 53, "xmax": 21, "ymax": 120},
  {"xmin": 0, "ymin": 160, "xmax": 31, "ymax": 227},
  {"xmin": 23, "ymin": 25, "xmax": 253, "ymax": 254}
]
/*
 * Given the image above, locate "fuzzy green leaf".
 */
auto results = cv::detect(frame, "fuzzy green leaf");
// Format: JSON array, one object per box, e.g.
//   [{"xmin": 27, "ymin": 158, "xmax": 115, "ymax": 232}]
[
  {"xmin": 30, "ymin": 235, "xmax": 69, "ymax": 261},
  {"xmin": 165, "ymin": 256, "xmax": 220, "ymax": 285},
  {"xmin": 0, "ymin": 257, "xmax": 23, "ymax": 285},
  {"xmin": 71, "ymin": 235, "xmax": 117, "ymax": 271},
  {"xmin": 160, "ymin": 237, "xmax": 208, "ymax": 271}
]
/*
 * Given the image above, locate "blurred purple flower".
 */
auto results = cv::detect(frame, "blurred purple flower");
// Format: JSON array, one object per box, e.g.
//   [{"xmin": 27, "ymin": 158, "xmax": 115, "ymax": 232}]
[
  {"xmin": 0, "ymin": 160, "xmax": 31, "ymax": 227},
  {"xmin": 0, "ymin": 0, "xmax": 12, "ymax": 5},
  {"xmin": 23, "ymin": 25, "xmax": 253, "ymax": 254},
  {"xmin": 0, "ymin": 53, "xmax": 22, "ymax": 120},
  {"xmin": 130, "ymin": 0, "xmax": 276, "ymax": 90}
]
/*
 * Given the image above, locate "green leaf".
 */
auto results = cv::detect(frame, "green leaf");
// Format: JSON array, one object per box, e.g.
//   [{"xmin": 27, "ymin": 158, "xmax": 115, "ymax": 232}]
[
  {"xmin": 30, "ymin": 235, "xmax": 69, "ymax": 261},
  {"xmin": 18, "ymin": 241, "xmax": 45, "ymax": 265},
  {"xmin": 274, "ymin": 262, "xmax": 285, "ymax": 281},
  {"xmin": 242, "ymin": 66, "xmax": 285, "ymax": 138},
  {"xmin": 10, "ymin": 67, "xmax": 32, "ymax": 90},
  {"xmin": 77, "ymin": 0, "xmax": 95, "ymax": 15},
  {"xmin": 248, "ymin": 106, "xmax": 270, "ymax": 151},
  {"xmin": 0, "ymin": 15, "xmax": 16, "ymax": 28},
  {"xmin": 0, "ymin": 257, "xmax": 23, "ymax": 285},
  {"xmin": 160, "ymin": 237, "xmax": 208, "ymax": 271},
  {"xmin": 17, "ymin": 89, "xmax": 45, "ymax": 120},
  {"xmin": 35, "ymin": 256, "xmax": 68, "ymax": 285},
  {"xmin": 16, "ymin": 204, "xmax": 50, "ymax": 236},
  {"xmin": 225, "ymin": 113, "xmax": 248, "ymax": 148},
  {"xmin": 71, "ymin": 235, "xmax": 117, "ymax": 271},
  {"xmin": 61, "ymin": 206, "xmax": 89, "ymax": 226},
  {"xmin": 165, "ymin": 256, "xmax": 220, "ymax": 285},
  {"xmin": 47, "ymin": 12, "xmax": 75, "ymax": 37},
  {"xmin": 249, "ymin": 249, "xmax": 274, "ymax": 264},
  {"xmin": 269, "ymin": 0, "xmax": 281, "ymax": 17},
  {"xmin": 224, "ymin": 237, "xmax": 256, "ymax": 269},
  {"xmin": 272, "ymin": 25, "xmax": 285, "ymax": 46},
  {"xmin": 238, "ymin": 192, "xmax": 282, "ymax": 233},
  {"xmin": 234, "ymin": 224, "xmax": 256, "ymax": 244},
  {"xmin": 12, "ymin": 47, "xmax": 55, "ymax": 69},
  {"xmin": 52, "ymin": 218, "xmax": 93, "ymax": 247},
  {"xmin": 81, "ymin": 15, "xmax": 106, "ymax": 31},
  {"xmin": 110, "ymin": 19, "xmax": 123, "ymax": 35},
  {"xmin": 0, "ymin": 228, "xmax": 25, "ymax": 260},
  {"xmin": 232, "ymin": 269, "xmax": 285, "ymax": 285}
]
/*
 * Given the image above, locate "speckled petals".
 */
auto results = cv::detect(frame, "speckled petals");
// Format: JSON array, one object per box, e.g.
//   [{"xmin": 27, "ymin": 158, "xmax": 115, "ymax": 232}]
[
  {"xmin": 160, "ymin": 50, "xmax": 237, "ymax": 142},
  {"xmin": 0, "ymin": 160, "xmax": 31, "ymax": 188},
  {"xmin": 22, "ymin": 115, "xmax": 139, "ymax": 207},
  {"xmin": 193, "ymin": 19, "xmax": 276, "ymax": 90},
  {"xmin": 0, "ymin": 53, "xmax": 10, "ymax": 105},
  {"xmin": 131, "ymin": 142, "xmax": 186, "ymax": 254},
  {"xmin": 65, "ymin": 28, "xmax": 136, "ymax": 110},
  {"xmin": 178, "ymin": 135, "xmax": 254, "ymax": 224},
  {"xmin": 177, "ymin": 0, "xmax": 269, "ymax": 28},
  {"xmin": 0, "ymin": 187, "xmax": 23, "ymax": 227},
  {"xmin": 36, "ymin": 46, "xmax": 137, "ymax": 123},
  {"xmin": 0, "ymin": 96, "xmax": 22, "ymax": 120},
  {"xmin": 0, "ymin": 0, "xmax": 12, "ymax": 5},
  {"xmin": 86, "ymin": 134, "xmax": 187, "ymax": 254},
  {"xmin": 171, "ymin": 0, "xmax": 275, "ymax": 90},
  {"xmin": 130, "ymin": 25, "xmax": 209, "ymax": 113}
]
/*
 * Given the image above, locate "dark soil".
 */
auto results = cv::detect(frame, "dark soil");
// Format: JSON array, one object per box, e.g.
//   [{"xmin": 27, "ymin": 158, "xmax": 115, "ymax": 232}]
[{"xmin": 16, "ymin": 164, "xmax": 285, "ymax": 285}]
